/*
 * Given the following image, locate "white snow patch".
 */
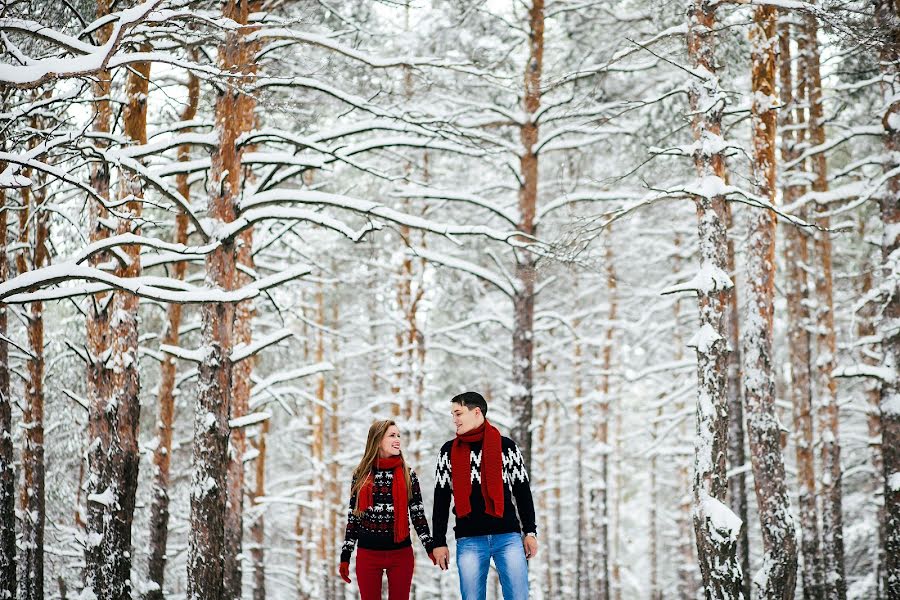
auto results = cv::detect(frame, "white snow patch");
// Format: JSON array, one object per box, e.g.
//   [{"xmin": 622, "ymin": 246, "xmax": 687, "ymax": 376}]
[
  {"xmin": 687, "ymin": 323, "xmax": 723, "ymax": 355},
  {"xmin": 87, "ymin": 487, "xmax": 116, "ymax": 508},
  {"xmin": 888, "ymin": 472, "xmax": 900, "ymax": 492},
  {"xmin": 699, "ymin": 490, "xmax": 743, "ymax": 543}
]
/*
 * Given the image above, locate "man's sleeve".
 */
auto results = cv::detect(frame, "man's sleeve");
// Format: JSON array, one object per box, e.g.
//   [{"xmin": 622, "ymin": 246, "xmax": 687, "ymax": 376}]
[
  {"xmin": 432, "ymin": 444, "xmax": 452, "ymax": 547},
  {"xmin": 506, "ymin": 439, "xmax": 537, "ymax": 535}
]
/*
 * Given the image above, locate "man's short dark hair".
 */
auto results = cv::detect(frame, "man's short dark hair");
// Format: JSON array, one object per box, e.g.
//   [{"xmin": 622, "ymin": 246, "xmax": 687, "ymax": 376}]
[{"xmin": 450, "ymin": 391, "xmax": 488, "ymax": 417}]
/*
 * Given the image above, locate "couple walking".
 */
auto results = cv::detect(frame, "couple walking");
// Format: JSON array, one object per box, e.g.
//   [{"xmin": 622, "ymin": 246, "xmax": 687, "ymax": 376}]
[{"xmin": 339, "ymin": 391, "xmax": 538, "ymax": 600}]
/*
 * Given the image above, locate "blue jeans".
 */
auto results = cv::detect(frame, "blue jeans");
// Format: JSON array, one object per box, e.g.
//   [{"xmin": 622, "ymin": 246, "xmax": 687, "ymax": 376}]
[{"xmin": 456, "ymin": 533, "xmax": 528, "ymax": 600}]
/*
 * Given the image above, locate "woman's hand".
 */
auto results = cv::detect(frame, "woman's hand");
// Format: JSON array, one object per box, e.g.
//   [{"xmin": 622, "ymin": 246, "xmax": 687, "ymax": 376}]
[
  {"xmin": 432, "ymin": 546, "xmax": 450, "ymax": 570},
  {"xmin": 339, "ymin": 562, "xmax": 351, "ymax": 583}
]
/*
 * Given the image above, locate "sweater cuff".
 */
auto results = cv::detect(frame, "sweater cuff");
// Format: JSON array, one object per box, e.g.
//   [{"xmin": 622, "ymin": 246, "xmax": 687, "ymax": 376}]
[{"xmin": 340, "ymin": 550, "xmax": 352, "ymax": 563}]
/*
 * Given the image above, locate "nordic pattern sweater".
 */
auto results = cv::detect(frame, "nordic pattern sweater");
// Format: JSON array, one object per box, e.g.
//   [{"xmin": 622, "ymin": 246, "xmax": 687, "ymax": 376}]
[
  {"xmin": 340, "ymin": 467, "xmax": 434, "ymax": 563},
  {"xmin": 431, "ymin": 436, "xmax": 537, "ymax": 547}
]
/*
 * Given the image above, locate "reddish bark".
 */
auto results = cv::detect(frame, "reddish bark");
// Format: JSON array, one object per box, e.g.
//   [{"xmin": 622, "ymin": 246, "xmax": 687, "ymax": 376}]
[
  {"xmin": 146, "ymin": 70, "xmax": 200, "ymax": 600},
  {"xmin": 186, "ymin": 2, "xmax": 255, "ymax": 598},
  {"xmin": 744, "ymin": 7, "xmax": 798, "ymax": 598},
  {"xmin": 510, "ymin": 0, "xmax": 543, "ymax": 472},
  {"xmin": 781, "ymin": 18, "xmax": 824, "ymax": 600}
]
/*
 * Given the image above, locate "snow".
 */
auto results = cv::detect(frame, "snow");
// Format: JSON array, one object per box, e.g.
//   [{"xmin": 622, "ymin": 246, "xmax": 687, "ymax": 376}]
[
  {"xmin": 228, "ymin": 411, "xmax": 272, "ymax": 429},
  {"xmin": 87, "ymin": 487, "xmax": 116, "ymax": 508},
  {"xmin": 698, "ymin": 490, "xmax": 743, "ymax": 543},
  {"xmin": 687, "ymin": 324, "xmax": 723, "ymax": 355},
  {"xmin": 661, "ymin": 261, "xmax": 733, "ymax": 296},
  {"xmin": 889, "ymin": 472, "xmax": 900, "ymax": 492}
]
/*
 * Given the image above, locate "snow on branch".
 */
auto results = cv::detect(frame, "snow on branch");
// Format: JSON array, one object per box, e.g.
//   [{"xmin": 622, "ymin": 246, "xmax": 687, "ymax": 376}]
[
  {"xmin": 536, "ymin": 190, "xmax": 644, "ymax": 225},
  {"xmin": 250, "ymin": 362, "xmax": 335, "ymax": 407},
  {"xmin": 228, "ymin": 411, "xmax": 272, "ymax": 429},
  {"xmin": 409, "ymin": 247, "xmax": 518, "ymax": 298},
  {"xmin": 389, "ymin": 187, "xmax": 518, "ymax": 226},
  {"xmin": 660, "ymin": 262, "xmax": 734, "ymax": 296},
  {"xmin": 0, "ymin": 0, "xmax": 164, "ymax": 88},
  {"xmin": 241, "ymin": 190, "xmax": 533, "ymax": 246},
  {"xmin": 833, "ymin": 364, "xmax": 897, "ymax": 384},
  {"xmin": 159, "ymin": 344, "xmax": 203, "ymax": 363},
  {"xmin": 231, "ymin": 329, "xmax": 294, "ymax": 363}
]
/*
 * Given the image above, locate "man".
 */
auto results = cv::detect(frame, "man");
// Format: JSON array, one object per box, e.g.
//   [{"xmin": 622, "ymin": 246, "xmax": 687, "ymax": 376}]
[{"xmin": 431, "ymin": 391, "xmax": 538, "ymax": 600}]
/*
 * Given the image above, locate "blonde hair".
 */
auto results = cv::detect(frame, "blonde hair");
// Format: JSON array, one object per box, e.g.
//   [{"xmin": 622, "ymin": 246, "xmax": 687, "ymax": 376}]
[{"xmin": 350, "ymin": 420, "xmax": 412, "ymax": 515}]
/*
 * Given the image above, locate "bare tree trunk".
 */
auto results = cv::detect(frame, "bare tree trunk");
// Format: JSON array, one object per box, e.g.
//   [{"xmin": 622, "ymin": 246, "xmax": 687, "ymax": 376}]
[
  {"xmin": 17, "ymin": 153, "xmax": 48, "ymax": 600},
  {"xmin": 874, "ymin": 3, "xmax": 900, "ymax": 596},
  {"xmin": 224, "ymin": 227, "xmax": 257, "ymax": 600},
  {"xmin": 780, "ymin": 17, "xmax": 824, "ymax": 600},
  {"xmin": 859, "ymin": 219, "xmax": 886, "ymax": 599},
  {"xmin": 186, "ymin": 2, "xmax": 254, "ymax": 597},
  {"xmin": 250, "ymin": 419, "xmax": 268, "ymax": 600},
  {"xmin": 84, "ymin": 2, "xmax": 114, "ymax": 595},
  {"xmin": 744, "ymin": 7, "xmax": 798, "ymax": 598},
  {"xmin": 685, "ymin": 0, "xmax": 745, "ymax": 596},
  {"xmin": 0, "ymin": 87, "xmax": 15, "ymax": 600},
  {"xmin": 725, "ymin": 197, "xmax": 751, "ymax": 600},
  {"xmin": 510, "ymin": 0, "xmax": 544, "ymax": 471},
  {"xmin": 146, "ymin": 70, "xmax": 200, "ymax": 600},
  {"xmin": 591, "ymin": 236, "xmax": 615, "ymax": 600},
  {"xmin": 801, "ymin": 14, "xmax": 847, "ymax": 599},
  {"xmin": 573, "ymin": 313, "xmax": 587, "ymax": 600},
  {"xmin": 313, "ymin": 282, "xmax": 327, "ymax": 596},
  {"xmin": 86, "ymin": 45, "xmax": 151, "ymax": 600},
  {"xmin": 649, "ymin": 400, "xmax": 661, "ymax": 600}
]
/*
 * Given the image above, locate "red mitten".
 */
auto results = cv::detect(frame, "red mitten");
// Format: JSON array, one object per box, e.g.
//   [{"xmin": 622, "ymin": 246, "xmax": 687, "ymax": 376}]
[{"xmin": 339, "ymin": 562, "xmax": 351, "ymax": 584}]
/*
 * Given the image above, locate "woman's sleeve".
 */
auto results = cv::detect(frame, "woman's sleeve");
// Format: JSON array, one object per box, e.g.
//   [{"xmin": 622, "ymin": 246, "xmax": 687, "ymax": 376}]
[
  {"xmin": 408, "ymin": 470, "xmax": 435, "ymax": 554},
  {"xmin": 340, "ymin": 481, "xmax": 359, "ymax": 563}
]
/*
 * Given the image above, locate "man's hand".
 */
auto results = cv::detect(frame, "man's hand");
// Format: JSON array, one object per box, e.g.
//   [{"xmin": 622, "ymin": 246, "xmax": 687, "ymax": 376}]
[
  {"xmin": 523, "ymin": 535, "xmax": 538, "ymax": 559},
  {"xmin": 339, "ymin": 562, "xmax": 351, "ymax": 583},
  {"xmin": 433, "ymin": 546, "xmax": 450, "ymax": 570}
]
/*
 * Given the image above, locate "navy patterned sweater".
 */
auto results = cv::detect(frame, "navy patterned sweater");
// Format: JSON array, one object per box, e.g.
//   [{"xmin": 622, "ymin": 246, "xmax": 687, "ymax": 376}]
[
  {"xmin": 431, "ymin": 436, "xmax": 537, "ymax": 547},
  {"xmin": 341, "ymin": 467, "xmax": 434, "ymax": 563}
]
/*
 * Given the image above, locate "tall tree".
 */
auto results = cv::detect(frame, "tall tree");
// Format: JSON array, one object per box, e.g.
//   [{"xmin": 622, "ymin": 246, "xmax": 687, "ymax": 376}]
[
  {"xmin": 146, "ymin": 69, "xmax": 200, "ymax": 600},
  {"xmin": 0, "ymin": 83, "xmax": 15, "ymax": 600},
  {"xmin": 874, "ymin": 1, "xmax": 900, "ymax": 596},
  {"xmin": 803, "ymin": 9, "xmax": 847, "ymax": 597},
  {"xmin": 684, "ymin": 0, "xmax": 745, "ymax": 595},
  {"xmin": 186, "ymin": 1, "xmax": 255, "ymax": 597},
  {"xmin": 744, "ymin": 5, "xmax": 798, "ymax": 598},
  {"xmin": 780, "ymin": 15, "xmax": 824, "ymax": 600},
  {"xmin": 16, "ymin": 133, "xmax": 49, "ymax": 600}
]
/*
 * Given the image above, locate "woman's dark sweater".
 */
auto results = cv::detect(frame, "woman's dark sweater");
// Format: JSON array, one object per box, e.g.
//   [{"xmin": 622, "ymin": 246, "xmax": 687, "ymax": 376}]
[{"xmin": 340, "ymin": 467, "xmax": 434, "ymax": 563}]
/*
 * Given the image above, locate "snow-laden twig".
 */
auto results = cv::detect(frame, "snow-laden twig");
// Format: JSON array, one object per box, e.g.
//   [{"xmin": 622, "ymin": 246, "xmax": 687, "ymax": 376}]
[{"xmin": 231, "ymin": 329, "xmax": 293, "ymax": 363}]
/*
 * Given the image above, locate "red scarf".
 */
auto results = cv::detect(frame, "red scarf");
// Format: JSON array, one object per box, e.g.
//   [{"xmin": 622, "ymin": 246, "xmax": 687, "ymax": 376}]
[
  {"xmin": 357, "ymin": 455, "xmax": 409, "ymax": 543},
  {"xmin": 451, "ymin": 420, "xmax": 504, "ymax": 519}
]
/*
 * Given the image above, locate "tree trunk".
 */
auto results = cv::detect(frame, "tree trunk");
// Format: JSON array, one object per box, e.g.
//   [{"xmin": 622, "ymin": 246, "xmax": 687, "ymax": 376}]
[
  {"xmin": 313, "ymin": 281, "xmax": 327, "ymax": 596},
  {"xmin": 724, "ymin": 195, "xmax": 751, "ymax": 600},
  {"xmin": 17, "ymin": 149, "xmax": 48, "ymax": 600},
  {"xmin": 146, "ymin": 70, "xmax": 200, "ymax": 600},
  {"xmin": 510, "ymin": 0, "xmax": 543, "ymax": 472},
  {"xmin": 859, "ymin": 218, "xmax": 886, "ymax": 599},
  {"xmin": 84, "ymin": 1, "xmax": 115, "ymax": 595},
  {"xmin": 874, "ymin": 2, "xmax": 900, "ymax": 596},
  {"xmin": 780, "ymin": 18, "xmax": 824, "ymax": 600},
  {"xmin": 250, "ymin": 419, "xmax": 268, "ymax": 600},
  {"xmin": 744, "ymin": 7, "xmax": 798, "ymax": 599},
  {"xmin": 0, "ymin": 87, "xmax": 15, "ymax": 600},
  {"xmin": 686, "ymin": 0, "xmax": 745, "ymax": 596},
  {"xmin": 224, "ymin": 228, "xmax": 257, "ymax": 600},
  {"xmin": 591, "ymin": 236, "xmax": 615, "ymax": 600},
  {"xmin": 186, "ymin": 2, "xmax": 254, "ymax": 597},
  {"xmin": 802, "ymin": 13, "xmax": 847, "ymax": 599},
  {"xmin": 86, "ymin": 44, "xmax": 151, "ymax": 600}
]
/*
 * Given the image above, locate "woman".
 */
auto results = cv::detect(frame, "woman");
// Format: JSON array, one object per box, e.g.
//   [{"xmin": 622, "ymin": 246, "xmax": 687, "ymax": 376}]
[{"xmin": 339, "ymin": 420, "xmax": 435, "ymax": 600}]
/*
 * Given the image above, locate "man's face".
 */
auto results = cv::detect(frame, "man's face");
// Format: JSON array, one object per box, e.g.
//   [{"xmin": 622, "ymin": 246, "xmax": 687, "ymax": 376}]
[{"xmin": 452, "ymin": 403, "xmax": 482, "ymax": 435}]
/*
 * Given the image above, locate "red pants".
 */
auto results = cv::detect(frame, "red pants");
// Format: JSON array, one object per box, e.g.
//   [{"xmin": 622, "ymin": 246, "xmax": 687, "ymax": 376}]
[{"xmin": 356, "ymin": 546, "xmax": 414, "ymax": 600}]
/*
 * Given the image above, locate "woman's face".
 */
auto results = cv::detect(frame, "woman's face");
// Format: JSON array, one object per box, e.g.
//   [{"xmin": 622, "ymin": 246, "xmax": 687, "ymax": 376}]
[{"xmin": 379, "ymin": 425, "xmax": 401, "ymax": 458}]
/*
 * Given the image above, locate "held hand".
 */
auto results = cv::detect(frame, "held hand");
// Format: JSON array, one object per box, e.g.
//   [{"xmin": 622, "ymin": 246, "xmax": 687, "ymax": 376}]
[
  {"xmin": 523, "ymin": 535, "xmax": 538, "ymax": 560},
  {"xmin": 339, "ymin": 562, "xmax": 351, "ymax": 584},
  {"xmin": 433, "ymin": 546, "xmax": 450, "ymax": 570}
]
